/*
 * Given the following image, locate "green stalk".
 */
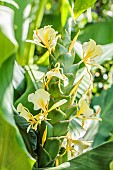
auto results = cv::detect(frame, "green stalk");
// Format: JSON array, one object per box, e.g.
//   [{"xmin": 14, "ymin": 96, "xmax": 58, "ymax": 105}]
[
  {"xmin": 21, "ymin": 0, "xmax": 48, "ymax": 66},
  {"xmin": 24, "ymin": 65, "xmax": 39, "ymax": 90}
]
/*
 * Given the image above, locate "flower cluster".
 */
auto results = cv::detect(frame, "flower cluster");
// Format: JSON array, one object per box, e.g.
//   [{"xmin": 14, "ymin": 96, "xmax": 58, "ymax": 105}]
[
  {"xmin": 17, "ymin": 89, "xmax": 67, "ymax": 132},
  {"xmin": 17, "ymin": 25, "xmax": 103, "ymax": 162},
  {"xmin": 27, "ymin": 25, "xmax": 59, "ymax": 53},
  {"xmin": 62, "ymin": 133, "xmax": 91, "ymax": 159},
  {"xmin": 83, "ymin": 39, "xmax": 103, "ymax": 67}
]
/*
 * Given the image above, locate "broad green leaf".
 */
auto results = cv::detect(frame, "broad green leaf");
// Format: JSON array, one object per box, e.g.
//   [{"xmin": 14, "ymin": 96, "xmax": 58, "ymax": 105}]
[
  {"xmin": 0, "ymin": 115, "xmax": 35, "ymax": 170},
  {"xmin": 0, "ymin": 56, "xmax": 35, "ymax": 170},
  {"xmin": 78, "ymin": 19, "xmax": 113, "ymax": 44},
  {"xmin": 38, "ymin": 145, "xmax": 52, "ymax": 168},
  {"xmin": 46, "ymin": 140, "xmax": 113, "ymax": 170},
  {"xmin": 48, "ymin": 109, "xmax": 66, "ymax": 125},
  {"xmin": 53, "ymin": 120, "xmax": 69, "ymax": 137},
  {"xmin": 14, "ymin": 72, "xmax": 36, "ymax": 114},
  {"xmin": 110, "ymin": 161, "xmax": 113, "ymax": 170},
  {"xmin": 15, "ymin": 0, "xmax": 47, "ymax": 65},
  {"xmin": 91, "ymin": 85, "xmax": 113, "ymax": 147},
  {"xmin": 14, "ymin": 115, "xmax": 37, "ymax": 157},
  {"xmin": 44, "ymin": 137, "xmax": 61, "ymax": 160},
  {"xmin": 61, "ymin": 0, "xmax": 74, "ymax": 27},
  {"xmin": 38, "ymin": 138, "xmax": 60, "ymax": 168},
  {"xmin": 74, "ymin": 0, "xmax": 97, "ymax": 19},
  {"xmin": 0, "ymin": 6, "xmax": 18, "ymax": 67},
  {"xmin": 0, "ymin": 5, "xmax": 35, "ymax": 169}
]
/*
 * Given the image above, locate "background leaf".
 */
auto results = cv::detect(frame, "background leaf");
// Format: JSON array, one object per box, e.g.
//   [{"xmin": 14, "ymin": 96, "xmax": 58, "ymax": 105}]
[
  {"xmin": 0, "ymin": 5, "xmax": 35, "ymax": 170},
  {"xmin": 0, "ymin": 5, "xmax": 18, "ymax": 67},
  {"xmin": 91, "ymin": 85, "xmax": 113, "ymax": 147},
  {"xmin": 74, "ymin": 0, "xmax": 97, "ymax": 19},
  {"xmin": 78, "ymin": 19, "xmax": 113, "ymax": 45}
]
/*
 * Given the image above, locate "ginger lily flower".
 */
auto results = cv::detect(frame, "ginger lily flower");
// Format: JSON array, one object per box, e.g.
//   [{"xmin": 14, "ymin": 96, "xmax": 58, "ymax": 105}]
[
  {"xmin": 44, "ymin": 63, "xmax": 68, "ymax": 91},
  {"xmin": 62, "ymin": 133, "xmax": 91, "ymax": 158},
  {"xmin": 75, "ymin": 98, "xmax": 102, "ymax": 127},
  {"xmin": 28, "ymin": 89, "xmax": 67, "ymax": 114},
  {"xmin": 17, "ymin": 89, "xmax": 67, "ymax": 132},
  {"xmin": 17, "ymin": 103, "xmax": 47, "ymax": 132},
  {"xmin": 27, "ymin": 25, "xmax": 58, "ymax": 53},
  {"xmin": 28, "ymin": 89, "xmax": 50, "ymax": 111},
  {"xmin": 82, "ymin": 39, "xmax": 103, "ymax": 68}
]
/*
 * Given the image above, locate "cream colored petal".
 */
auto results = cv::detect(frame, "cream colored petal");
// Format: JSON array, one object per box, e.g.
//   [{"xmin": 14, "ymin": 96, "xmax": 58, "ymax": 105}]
[
  {"xmin": 28, "ymin": 89, "xmax": 50, "ymax": 111},
  {"xmin": 48, "ymin": 99, "xmax": 67, "ymax": 112},
  {"xmin": 78, "ymin": 99, "xmax": 94, "ymax": 118},
  {"xmin": 88, "ymin": 39, "xmax": 96, "ymax": 51},
  {"xmin": 46, "ymin": 69, "xmax": 68, "ymax": 87},
  {"xmin": 62, "ymin": 75, "xmax": 69, "ymax": 87},
  {"xmin": 83, "ymin": 39, "xmax": 96, "ymax": 55},
  {"xmin": 91, "ymin": 45, "xmax": 103, "ymax": 58},
  {"xmin": 82, "ymin": 39, "xmax": 96, "ymax": 55},
  {"xmin": 30, "ymin": 26, "xmax": 58, "ymax": 53},
  {"xmin": 17, "ymin": 103, "xmax": 23, "ymax": 112},
  {"xmin": 17, "ymin": 103, "xmax": 32, "ymax": 121},
  {"xmin": 38, "ymin": 28, "xmax": 47, "ymax": 45},
  {"xmin": 28, "ymin": 93, "xmax": 36, "ymax": 103},
  {"xmin": 83, "ymin": 39, "xmax": 103, "ymax": 60},
  {"xmin": 26, "ymin": 39, "xmax": 45, "ymax": 48},
  {"xmin": 46, "ymin": 70, "xmax": 62, "ymax": 79},
  {"xmin": 72, "ymin": 139, "xmax": 91, "ymax": 153}
]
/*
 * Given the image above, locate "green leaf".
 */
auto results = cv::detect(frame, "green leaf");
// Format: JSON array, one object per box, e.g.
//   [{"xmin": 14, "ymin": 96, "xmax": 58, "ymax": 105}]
[
  {"xmin": 110, "ymin": 161, "xmax": 113, "ymax": 170},
  {"xmin": 15, "ymin": 0, "xmax": 48, "ymax": 65},
  {"xmin": 14, "ymin": 72, "xmax": 36, "ymax": 114},
  {"xmin": 38, "ymin": 145, "xmax": 52, "ymax": 168},
  {"xmin": 0, "ymin": 115, "xmax": 35, "ymax": 170},
  {"xmin": 48, "ymin": 109, "xmax": 66, "ymax": 125},
  {"xmin": 78, "ymin": 19, "xmax": 113, "ymax": 45},
  {"xmin": 74, "ymin": 0, "xmax": 97, "ymax": 19},
  {"xmin": 0, "ymin": 56, "xmax": 35, "ymax": 170},
  {"xmin": 44, "ymin": 137, "xmax": 61, "ymax": 160},
  {"xmin": 61, "ymin": 0, "xmax": 74, "ymax": 27},
  {"xmin": 58, "ymin": 53, "xmax": 75, "ymax": 69},
  {"xmin": 14, "ymin": 115, "xmax": 37, "ymax": 157},
  {"xmin": 0, "ymin": 6, "xmax": 35, "ymax": 169},
  {"xmin": 53, "ymin": 120, "xmax": 69, "ymax": 137},
  {"xmin": 40, "ymin": 121, "xmax": 54, "ymax": 138},
  {"xmin": 0, "ymin": 6, "xmax": 18, "ymax": 67},
  {"xmin": 91, "ymin": 85, "xmax": 113, "ymax": 147}
]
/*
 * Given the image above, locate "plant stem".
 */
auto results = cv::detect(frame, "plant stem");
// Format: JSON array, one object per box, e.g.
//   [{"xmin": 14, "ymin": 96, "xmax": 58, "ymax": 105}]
[{"xmin": 24, "ymin": 65, "xmax": 38, "ymax": 90}]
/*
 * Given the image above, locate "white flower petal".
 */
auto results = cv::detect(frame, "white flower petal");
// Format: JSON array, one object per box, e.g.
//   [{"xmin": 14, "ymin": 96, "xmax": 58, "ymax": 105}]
[
  {"xmin": 78, "ymin": 98, "xmax": 94, "ymax": 118},
  {"xmin": 17, "ymin": 103, "xmax": 32, "ymax": 121},
  {"xmin": 83, "ymin": 39, "xmax": 103, "ymax": 61},
  {"xmin": 28, "ymin": 89, "xmax": 50, "ymax": 111},
  {"xmin": 48, "ymin": 99, "xmax": 67, "ymax": 112},
  {"xmin": 45, "ymin": 68, "xmax": 69, "ymax": 87},
  {"xmin": 29, "ymin": 25, "xmax": 58, "ymax": 52}
]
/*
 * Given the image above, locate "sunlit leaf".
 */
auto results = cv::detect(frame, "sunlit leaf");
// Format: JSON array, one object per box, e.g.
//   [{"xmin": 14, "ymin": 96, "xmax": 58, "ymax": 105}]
[
  {"xmin": 91, "ymin": 85, "xmax": 113, "ymax": 147},
  {"xmin": 74, "ymin": 0, "xmax": 97, "ymax": 19}
]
